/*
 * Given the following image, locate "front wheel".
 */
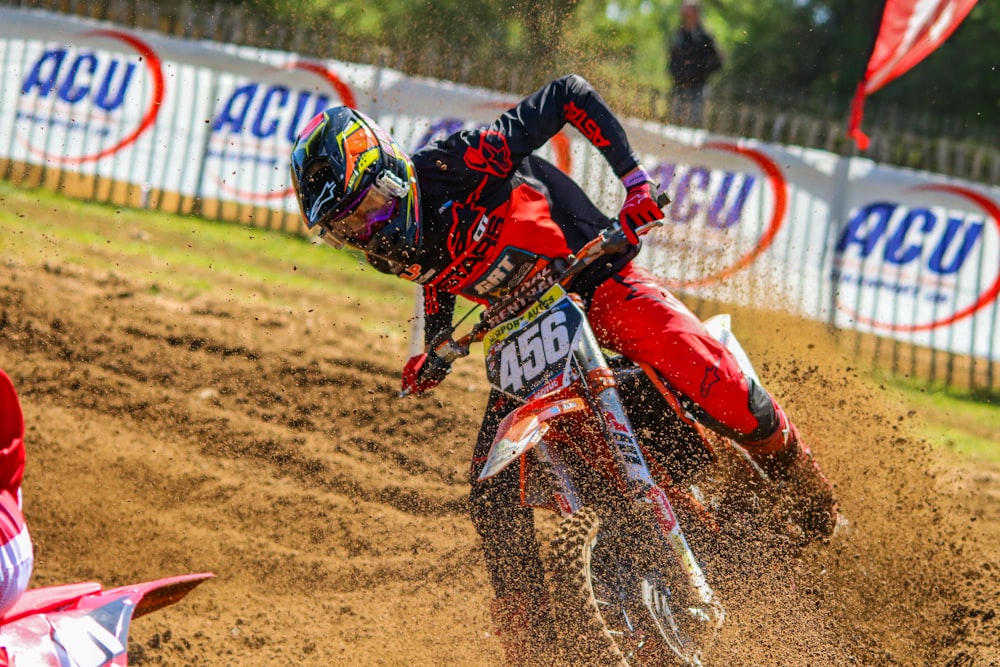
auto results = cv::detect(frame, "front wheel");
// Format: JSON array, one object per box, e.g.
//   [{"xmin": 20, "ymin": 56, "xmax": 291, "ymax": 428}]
[{"xmin": 549, "ymin": 507, "xmax": 722, "ymax": 667}]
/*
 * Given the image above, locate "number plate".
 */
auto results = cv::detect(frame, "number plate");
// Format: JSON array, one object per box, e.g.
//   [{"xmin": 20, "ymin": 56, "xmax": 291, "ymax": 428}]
[{"xmin": 484, "ymin": 284, "xmax": 584, "ymax": 400}]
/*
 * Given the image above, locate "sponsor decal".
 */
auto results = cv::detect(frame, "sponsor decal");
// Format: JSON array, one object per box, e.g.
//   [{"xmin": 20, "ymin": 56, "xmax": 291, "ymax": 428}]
[
  {"xmin": 603, "ymin": 410, "xmax": 630, "ymax": 436},
  {"xmin": 646, "ymin": 486, "xmax": 678, "ymax": 532},
  {"xmin": 700, "ymin": 362, "xmax": 721, "ymax": 399},
  {"xmin": 563, "ymin": 101, "xmax": 610, "ymax": 148},
  {"xmin": 463, "ymin": 130, "xmax": 512, "ymax": 177},
  {"xmin": 16, "ymin": 29, "xmax": 164, "ymax": 164},
  {"xmin": 529, "ymin": 374, "xmax": 570, "ymax": 398},
  {"xmin": 207, "ymin": 61, "xmax": 356, "ymax": 202},
  {"xmin": 484, "ymin": 284, "xmax": 566, "ymax": 350},
  {"xmin": 430, "ymin": 204, "xmax": 503, "ymax": 293},
  {"xmin": 602, "ymin": 409, "xmax": 644, "ymax": 467},
  {"xmin": 470, "ymin": 248, "xmax": 542, "ymax": 299},
  {"xmin": 485, "ymin": 263, "xmax": 561, "ymax": 328},
  {"xmin": 833, "ymin": 184, "xmax": 1000, "ymax": 332},
  {"xmin": 396, "ymin": 263, "xmax": 437, "ymax": 284},
  {"xmin": 644, "ymin": 142, "xmax": 787, "ymax": 288}
]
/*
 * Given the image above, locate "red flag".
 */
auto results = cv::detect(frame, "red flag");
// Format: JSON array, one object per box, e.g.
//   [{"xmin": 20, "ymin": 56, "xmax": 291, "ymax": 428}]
[{"xmin": 847, "ymin": 0, "xmax": 978, "ymax": 150}]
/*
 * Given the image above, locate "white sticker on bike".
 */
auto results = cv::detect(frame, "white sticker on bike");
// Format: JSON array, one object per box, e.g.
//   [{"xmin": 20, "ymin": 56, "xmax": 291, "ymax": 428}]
[{"xmin": 485, "ymin": 285, "xmax": 584, "ymax": 400}]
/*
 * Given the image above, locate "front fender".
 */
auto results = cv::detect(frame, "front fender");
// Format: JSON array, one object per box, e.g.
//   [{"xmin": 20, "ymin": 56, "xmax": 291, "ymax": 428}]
[{"xmin": 477, "ymin": 397, "xmax": 587, "ymax": 482}]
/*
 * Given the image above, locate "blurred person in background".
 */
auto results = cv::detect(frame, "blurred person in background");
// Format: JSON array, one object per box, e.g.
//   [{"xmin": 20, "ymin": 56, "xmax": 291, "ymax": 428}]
[
  {"xmin": 0, "ymin": 369, "xmax": 33, "ymax": 618},
  {"xmin": 289, "ymin": 74, "xmax": 836, "ymax": 666},
  {"xmin": 668, "ymin": 0, "xmax": 722, "ymax": 126}
]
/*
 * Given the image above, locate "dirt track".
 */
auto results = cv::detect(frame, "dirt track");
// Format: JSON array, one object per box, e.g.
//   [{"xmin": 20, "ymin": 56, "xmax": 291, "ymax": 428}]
[{"xmin": 1, "ymin": 227, "xmax": 998, "ymax": 665}]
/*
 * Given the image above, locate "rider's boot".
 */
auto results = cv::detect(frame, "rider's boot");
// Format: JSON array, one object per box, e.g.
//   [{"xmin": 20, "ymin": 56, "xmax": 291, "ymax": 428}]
[
  {"xmin": 490, "ymin": 592, "xmax": 559, "ymax": 667},
  {"xmin": 743, "ymin": 403, "xmax": 838, "ymax": 537}
]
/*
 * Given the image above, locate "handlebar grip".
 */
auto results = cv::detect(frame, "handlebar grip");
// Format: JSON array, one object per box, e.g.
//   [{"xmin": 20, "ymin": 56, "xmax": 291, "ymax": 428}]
[
  {"xmin": 398, "ymin": 351, "xmax": 452, "ymax": 398},
  {"xmin": 422, "ymin": 352, "xmax": 452, "ymax": 383},
  {"xmin": 431, "ymin": 337, "xmax": 471, "ymax": 364},
  {"xmin": 656, "ymin": 190, "xmax": 671, "ymax": 208}
]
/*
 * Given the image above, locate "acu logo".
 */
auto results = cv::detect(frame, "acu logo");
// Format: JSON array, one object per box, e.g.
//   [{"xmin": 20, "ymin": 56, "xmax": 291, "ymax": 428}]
[
  {"xmin": 17, "ymin": 29, "xmax": 164, "ymax": 164},
  {"xmin": 22, "ymin": 48, "xmax": 136, "ymax": 111},
  {"xmin": 837, "ymin": 201, "xmax": 983, "ymax": 276}
]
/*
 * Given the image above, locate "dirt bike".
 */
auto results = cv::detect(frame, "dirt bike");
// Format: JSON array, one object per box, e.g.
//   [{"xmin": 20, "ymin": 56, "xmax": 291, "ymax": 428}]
[
  {"xmin": 415, "ymin": 196, "xmax": 800, "ymax": 666},
  {"xmin": 0, "ymin": 572, "xmax": 212, "ymax": 665}
]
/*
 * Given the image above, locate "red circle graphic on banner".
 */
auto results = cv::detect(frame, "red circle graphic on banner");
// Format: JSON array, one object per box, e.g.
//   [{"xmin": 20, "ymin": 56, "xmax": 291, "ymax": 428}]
[
  {"xmin": 287, "ymin": 60, "xmax": 356, "ymax": 109},
  {"xmin": 663, "ymin": 142, "xmax": 788, "ymax": 290},
  {"xmin": 213, "ymin": 61, "xmax": 356, "ymax": 202}
]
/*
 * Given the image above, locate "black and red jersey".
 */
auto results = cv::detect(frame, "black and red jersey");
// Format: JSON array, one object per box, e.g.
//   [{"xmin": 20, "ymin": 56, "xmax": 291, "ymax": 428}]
[{"xmin": 398, "ymin": 75, "xmax": 643, "ymax": 343}]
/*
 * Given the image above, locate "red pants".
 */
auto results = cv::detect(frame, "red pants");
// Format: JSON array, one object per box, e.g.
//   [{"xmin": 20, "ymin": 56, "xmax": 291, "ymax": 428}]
[{"xmin": 587, "ymin": 262, "xmax": 777, "ymax": 442}]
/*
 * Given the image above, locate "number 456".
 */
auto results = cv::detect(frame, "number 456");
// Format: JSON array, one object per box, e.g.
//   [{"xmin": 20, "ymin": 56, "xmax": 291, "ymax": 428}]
[{"xmin": 499, "ymin": 311, "xmax": 571, "ymax": 392}]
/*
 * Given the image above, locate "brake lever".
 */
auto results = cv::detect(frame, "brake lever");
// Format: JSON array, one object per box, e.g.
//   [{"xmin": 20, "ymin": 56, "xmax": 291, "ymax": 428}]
[
  {"xmin": 656, "ymin": 190, "xmax": 671, "ymax": 208},
  {"xmin": 610, "ymin": 186, "xmax": 671, "ymax": 245}
]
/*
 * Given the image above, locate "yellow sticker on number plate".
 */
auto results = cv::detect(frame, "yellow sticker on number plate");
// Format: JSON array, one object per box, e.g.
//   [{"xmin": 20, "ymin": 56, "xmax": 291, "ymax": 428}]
[{"xmin": 484, "ymin": 284, "xmax": 568, "ymax": 351}]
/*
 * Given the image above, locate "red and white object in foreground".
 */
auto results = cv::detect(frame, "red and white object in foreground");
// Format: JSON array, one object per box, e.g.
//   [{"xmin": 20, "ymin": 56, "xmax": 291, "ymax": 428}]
[{"xmin": 0, "ymin": 572, "xmax": 213, "ymax": 666}]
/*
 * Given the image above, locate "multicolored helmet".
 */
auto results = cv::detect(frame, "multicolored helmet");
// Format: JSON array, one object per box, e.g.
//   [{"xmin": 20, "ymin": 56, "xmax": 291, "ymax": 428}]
[{"xmin": 290, "ymin": 107, "xmax": 420, "ymax": 274}]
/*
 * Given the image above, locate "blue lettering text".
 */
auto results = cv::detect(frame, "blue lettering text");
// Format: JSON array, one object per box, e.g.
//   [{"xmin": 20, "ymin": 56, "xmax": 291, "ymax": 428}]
[
  {"xmin": 706, "ymin": 171, "xmax": 755, "ymax": 230},
  {"xmin": 928, "ymin": 217, "xmax": 983, "ymax": 275},
  {"xmin": 213, "ymin": 83, "xmax": 258, "ymax": 134},
  {"xmin": 839, "ymin": 202, "xmax": 984, "ymax": 275},
  {"xmin": 58, "ymin": 53, "xmax": 97, "ymax": 103},
  {"xmin": 93, "ymin": 59, "xmax": 136, "ymax": 112},
  {"xmin": 837, "ymin": 202, "xmax": 894, "ymax": 257}
]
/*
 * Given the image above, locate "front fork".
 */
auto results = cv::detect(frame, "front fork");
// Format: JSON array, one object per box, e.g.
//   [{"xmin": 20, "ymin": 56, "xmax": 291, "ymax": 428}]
[{"xmin": 540, "ymin": 316, "xmax": 719, "ymax": 612}]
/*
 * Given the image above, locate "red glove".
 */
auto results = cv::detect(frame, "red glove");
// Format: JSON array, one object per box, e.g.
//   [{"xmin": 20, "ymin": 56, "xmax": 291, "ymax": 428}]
[
  {"xmin": 401, "ymin": 353, "xmax": 450, "ymax": 395},
  {"xmin": 619, "ymin": 177, "xmax": 664, "ymax": 245}
]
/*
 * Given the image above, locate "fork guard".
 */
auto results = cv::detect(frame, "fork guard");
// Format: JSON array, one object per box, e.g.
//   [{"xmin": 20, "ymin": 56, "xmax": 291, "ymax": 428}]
[{"xmin": 477, "ymin": 397, "xmax": 587, "ymax": 482}]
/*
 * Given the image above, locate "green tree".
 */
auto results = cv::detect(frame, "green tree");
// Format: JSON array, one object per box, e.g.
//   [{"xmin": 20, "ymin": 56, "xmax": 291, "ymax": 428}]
[
  {"xmin": 713, "ymin": 0, "xmax": 998, "ymax": 132},
  {"xmin": 244, "ymin": 0, "xmax": 579, "ymax": 89}
]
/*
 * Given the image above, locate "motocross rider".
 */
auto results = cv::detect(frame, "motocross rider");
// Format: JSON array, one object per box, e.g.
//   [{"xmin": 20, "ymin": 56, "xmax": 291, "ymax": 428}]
[
  {"xmin": 0, "ymin": 369, "xmax": 33, "ymax": 617},
  {"xmin": 290, "ymin": 74, "xmax": 838, "ymax": 666}
]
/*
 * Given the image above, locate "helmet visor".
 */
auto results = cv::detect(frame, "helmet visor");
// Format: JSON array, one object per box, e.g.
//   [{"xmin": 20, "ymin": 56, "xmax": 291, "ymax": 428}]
[{"xmin": 316, "ymin": 183, "xmax": 399, "ymax": 246}]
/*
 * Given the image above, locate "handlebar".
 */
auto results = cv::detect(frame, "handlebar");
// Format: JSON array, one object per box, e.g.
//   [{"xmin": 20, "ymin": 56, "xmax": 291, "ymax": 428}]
[{"xmin": 399, "ymin": 186, "xmax": 671, "ymax": 397}]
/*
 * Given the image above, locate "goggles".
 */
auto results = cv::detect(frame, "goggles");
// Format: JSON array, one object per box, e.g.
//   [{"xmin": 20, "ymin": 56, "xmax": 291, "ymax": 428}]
[{"xmin": 315, "ymin": 169, "xmax": 409, "ymax": 248}]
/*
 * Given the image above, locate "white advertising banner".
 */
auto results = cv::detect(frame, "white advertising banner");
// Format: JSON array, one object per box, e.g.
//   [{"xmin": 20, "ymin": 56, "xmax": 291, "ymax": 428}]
[
  {"xmin": 628, "ymin": 136, "xmax": 999, "ymax": 360},
  {"xmin": 0, "ymin": 8, "xmax": 997, "ymax": 361}
]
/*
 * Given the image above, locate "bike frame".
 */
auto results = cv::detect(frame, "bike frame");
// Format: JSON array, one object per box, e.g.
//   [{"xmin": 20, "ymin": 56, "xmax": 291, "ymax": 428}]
[{"xmin": 478, "ymin": 296, "xmax": 719, "ymax": 615}]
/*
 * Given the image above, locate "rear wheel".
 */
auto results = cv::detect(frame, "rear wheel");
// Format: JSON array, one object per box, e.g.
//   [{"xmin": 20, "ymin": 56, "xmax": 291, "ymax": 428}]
[{"xmin": 549, "ymin": 507, "xmax": 721, "ymax": 667}]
